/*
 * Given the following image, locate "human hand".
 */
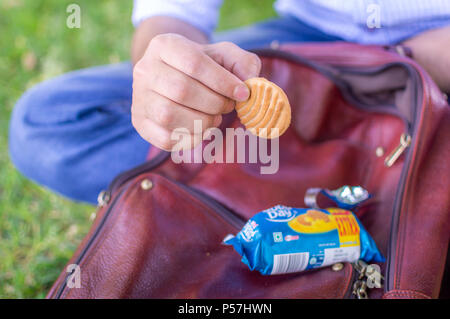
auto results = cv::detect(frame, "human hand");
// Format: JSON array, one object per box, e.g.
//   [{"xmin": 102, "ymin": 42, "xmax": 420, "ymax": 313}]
[{"xmin": 131, "ymin": 33, "xmax": 261, "ymax": 151}]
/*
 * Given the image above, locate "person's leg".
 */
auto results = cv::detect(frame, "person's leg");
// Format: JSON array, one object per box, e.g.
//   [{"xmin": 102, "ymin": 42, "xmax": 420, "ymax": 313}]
[
  {"xmin": 9, "ymin": 62, "xmax": 149, "ymax": 204},
  {"xmin": 212, "ymin": 14, "xmax": 343, "ymax": 49},
  {"xmin": 9, "ymin": 15, "xmax": 342, "ymax": 205}
]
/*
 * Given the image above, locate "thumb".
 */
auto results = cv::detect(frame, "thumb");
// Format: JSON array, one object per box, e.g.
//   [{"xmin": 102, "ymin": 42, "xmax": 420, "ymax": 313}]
[{"xmin": 203, "ymin": 42, "xmax": 262, "ymax": 81}]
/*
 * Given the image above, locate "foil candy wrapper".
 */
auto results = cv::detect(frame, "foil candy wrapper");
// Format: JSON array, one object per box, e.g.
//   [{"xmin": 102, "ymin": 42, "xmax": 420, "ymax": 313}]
[{"xmin": 305, "ymin": 185, "xmax": 371, "ymax": 210}]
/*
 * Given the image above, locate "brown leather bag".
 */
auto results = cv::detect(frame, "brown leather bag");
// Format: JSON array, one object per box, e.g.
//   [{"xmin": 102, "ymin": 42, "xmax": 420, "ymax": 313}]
[{"xmin": 47, "ymin": 43, "xmax": 450, "ymax": 299}]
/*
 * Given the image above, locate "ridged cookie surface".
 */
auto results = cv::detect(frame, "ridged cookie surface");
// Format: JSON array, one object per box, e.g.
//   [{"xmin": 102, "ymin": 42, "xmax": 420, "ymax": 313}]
[{"xmin": 236, "ymin": 77, "xmax": 291, "ymax": 139}]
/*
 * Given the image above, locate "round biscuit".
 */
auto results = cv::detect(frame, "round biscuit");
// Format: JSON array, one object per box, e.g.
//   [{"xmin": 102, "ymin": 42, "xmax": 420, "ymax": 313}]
[{"xmin": 236, "ymin": 77, "xmax": 291, "ymax": 139}]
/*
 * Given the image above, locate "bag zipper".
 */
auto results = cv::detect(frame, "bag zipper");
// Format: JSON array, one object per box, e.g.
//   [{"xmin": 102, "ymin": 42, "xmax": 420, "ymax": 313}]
[
  {"xmin": 52, "ymin": 151, "xmax": 172, "ymax": 298},
  {"xmin": 253, "ymin": 48, "xmax": 422, "ymax": 297},
  {"xmin": 350, "ymin": 260, "xmax": 385, "ymax": 299},
  {"xmin": 53, "ymin": 184, "xmax": 129, "ymax": 298},
  {"xmin": 384, "ymin": 133, "xmax": 412, "ymax": 167},
  {"xmin": 324, "ymin": 59, "xmax": 420, "ymax": 295},
  {"xmin": 109, "ymin": 150, "xmax": 171, "ymax": 194},
  {"xmin": 94, "ymin": 151, "xmax": 171, "ymax": 208}
]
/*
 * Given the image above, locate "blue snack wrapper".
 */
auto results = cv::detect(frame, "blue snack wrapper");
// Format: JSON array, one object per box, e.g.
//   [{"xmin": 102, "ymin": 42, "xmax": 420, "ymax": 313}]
[{"xmin": 224, "ymin": 205, "xmax": 384, "ymax": 275}]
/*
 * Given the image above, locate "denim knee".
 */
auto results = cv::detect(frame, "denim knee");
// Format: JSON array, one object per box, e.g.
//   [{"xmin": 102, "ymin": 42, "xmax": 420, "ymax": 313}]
[
  {"xmin": 8, "ymin": 79, "xmax": 70, "ymax": 198},
  {"xmin": 8, "ymin": 64, "xmax": 147, "ymax": 204}
]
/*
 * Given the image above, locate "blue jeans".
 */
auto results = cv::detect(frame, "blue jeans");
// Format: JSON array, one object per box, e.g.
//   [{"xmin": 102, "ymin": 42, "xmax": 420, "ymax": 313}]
[{"xmin": 9, "ymin": 16, "xmax": 343, "ymax": 204}]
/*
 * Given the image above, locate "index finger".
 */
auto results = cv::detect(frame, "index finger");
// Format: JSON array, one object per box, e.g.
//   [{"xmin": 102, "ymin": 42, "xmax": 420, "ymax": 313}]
[{"xmin": 154, "ymin": 34, "xmax": 251, "ymax": 102}]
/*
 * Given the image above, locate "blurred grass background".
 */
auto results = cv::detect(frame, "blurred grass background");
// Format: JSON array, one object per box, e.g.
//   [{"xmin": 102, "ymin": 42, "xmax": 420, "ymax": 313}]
[{"xmin": 0, "ymin": 0, "xmax": 276, "ymax": 298}]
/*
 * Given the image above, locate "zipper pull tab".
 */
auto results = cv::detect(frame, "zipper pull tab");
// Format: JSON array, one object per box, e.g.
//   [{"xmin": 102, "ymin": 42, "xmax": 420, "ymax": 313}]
[
  {"xmin": 365, "ymin": 263, "xmax": 384, "ymax": 289},
  {"xmin": 352, "ymin": 260, "xmax": 384, "ymax": 299},
  {"xmin": 353, "ymin": 280, "xmax": 368, "ymax": 299},
  {"xmin": 384, "ymin": 133, "xmax": 411, "ymax": 167}
]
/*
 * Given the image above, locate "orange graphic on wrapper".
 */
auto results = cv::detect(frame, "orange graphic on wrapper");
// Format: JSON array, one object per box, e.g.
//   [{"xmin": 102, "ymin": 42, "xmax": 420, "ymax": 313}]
[
  {"xmin": 287, "ymin": 208, "xmax": 361, "ymax": 247},
  {"xmin": 288, "ymin": 209, "xmax": 336, "ymax": 233}
]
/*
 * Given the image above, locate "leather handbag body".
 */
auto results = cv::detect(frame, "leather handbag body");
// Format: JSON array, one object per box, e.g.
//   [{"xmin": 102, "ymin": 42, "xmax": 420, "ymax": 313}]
[{"xmin": 47, "ymin": 43, "xmax": 450, "ymax": 299}]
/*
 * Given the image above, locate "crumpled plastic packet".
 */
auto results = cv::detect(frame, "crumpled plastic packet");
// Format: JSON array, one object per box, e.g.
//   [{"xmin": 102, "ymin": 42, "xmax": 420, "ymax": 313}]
[{"xmin": 224, "ymin": 204, "xmax": 384, "ymax": 275}]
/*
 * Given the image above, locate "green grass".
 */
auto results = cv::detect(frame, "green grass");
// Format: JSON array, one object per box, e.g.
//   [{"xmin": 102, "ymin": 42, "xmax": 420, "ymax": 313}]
[{"xmin": 0, "ymin": 0, "xmax": 276, "ymax": 298}]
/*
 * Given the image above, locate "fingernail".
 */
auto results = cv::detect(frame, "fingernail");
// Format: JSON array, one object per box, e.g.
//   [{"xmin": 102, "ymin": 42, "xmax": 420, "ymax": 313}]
[{"xmin": 233, "ymin": 84, "xmax": 250, "ymax": 102}]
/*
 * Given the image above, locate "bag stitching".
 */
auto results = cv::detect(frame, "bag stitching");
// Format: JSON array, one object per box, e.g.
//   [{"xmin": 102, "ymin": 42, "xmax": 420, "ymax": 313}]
[{"xmin": 383, "ymin": 289, "xmax": 431, "ymax": 299}]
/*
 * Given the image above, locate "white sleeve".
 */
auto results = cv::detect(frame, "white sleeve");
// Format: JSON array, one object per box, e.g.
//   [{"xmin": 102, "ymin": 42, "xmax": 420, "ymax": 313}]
[{"xmin": 132, "ymin": 0, "xmax": 223, "ymax": 36}]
